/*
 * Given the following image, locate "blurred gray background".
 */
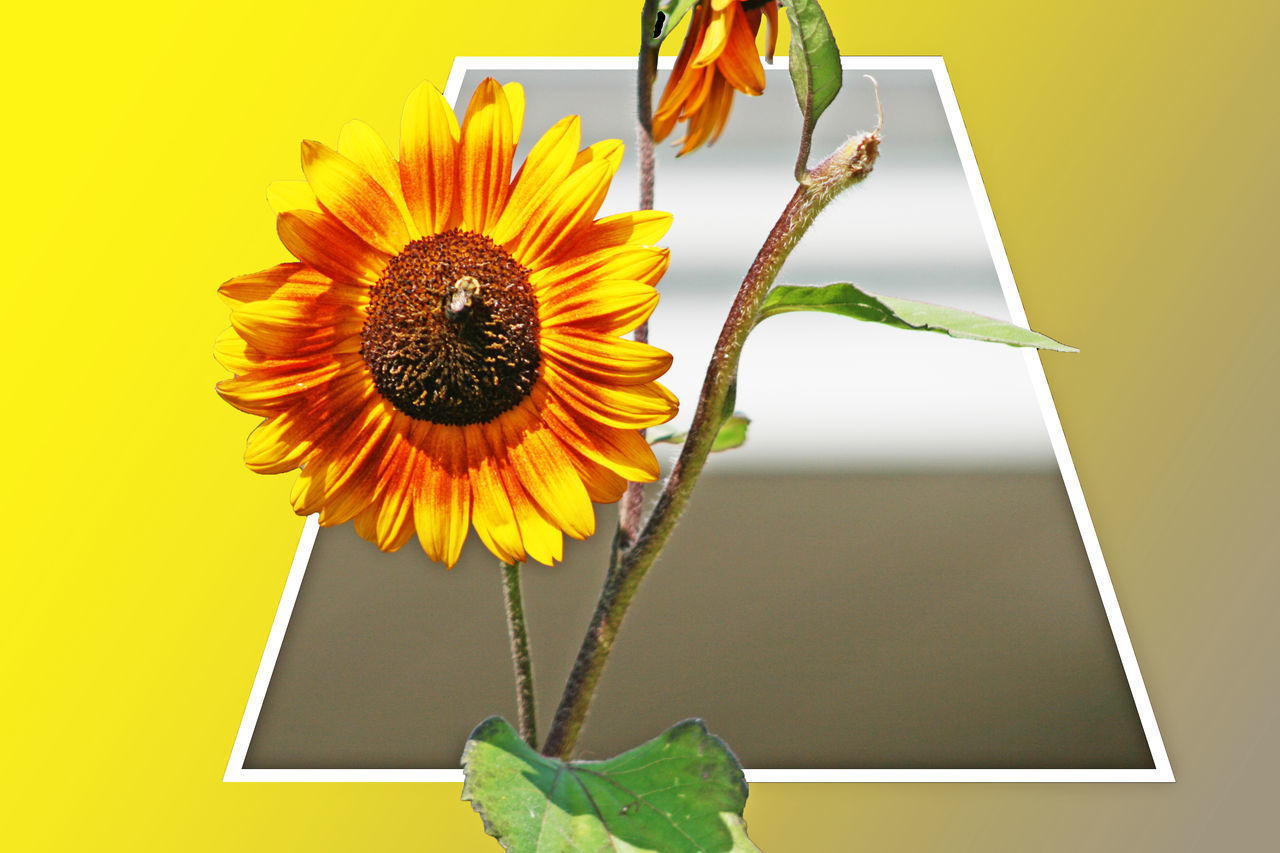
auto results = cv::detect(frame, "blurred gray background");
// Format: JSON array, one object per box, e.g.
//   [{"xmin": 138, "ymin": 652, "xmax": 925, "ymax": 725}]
[{"xmin": 243, "ymin": 65, "xmax": 1151, "ymax": 770}]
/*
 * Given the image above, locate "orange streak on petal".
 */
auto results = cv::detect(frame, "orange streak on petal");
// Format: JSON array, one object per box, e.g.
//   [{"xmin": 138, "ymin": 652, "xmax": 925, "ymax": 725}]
[
  {"xmin": 500, "ymin": 401, "xmax": 595, "ymax": 540},
  {"xmin": 486, "ymin": 417, "xmax": 564, "ymax": 566},
  {"xmin": 338, "ymin": 120, "xmax": 418, "ymax": 239},
  {"xmin": 458, "ymin": 78, "xmax": 515, "ymax": 234},
  {"xmin": 540, "ymin": 391, "xmax": 662, "ymax": 483},
  {"xmin": 490, "ymin": 115, "xmax": 582, "ymax": 250},
  {"xmin": 302, "ymin": 140, "xmax": 410, "ymax": 256},
  {"xmin": 562, "ymin": 211, "xmax": 673, "ymax": 256},
  {"xmin": 400, "ymin": 81, "xmax": 461, "ymax": 235},
  {"xmin": 541, "ymin": 331, "xmax": 674, "ymax": 386},
  {"xmin": 715, "ymin": 6, "xmax": 766, "ymax": 95},
  {"xmin": 414, "ymin": 424, "xmax": 472, "ymax": 568},
  {"xmin": 548, "ymin": 365, "xmax": 679, "ymax": 430},
  {"xmin": 533, "ymin": 247, "xmax": 669, "ymax": 296},
  {"xmin": 277, "ymin": 209, "xmax": 388, "ymax": 285},
  {"xmin": 464, "ymin": 424, "xmax": 525, "ymax": 565},
  {"xmin": 516, "ymin": 156, "xmax": 620, "ymax": 269},
  {"xmin": 539, "ymin": 280, "xmax": 660, "ymax": 336}
]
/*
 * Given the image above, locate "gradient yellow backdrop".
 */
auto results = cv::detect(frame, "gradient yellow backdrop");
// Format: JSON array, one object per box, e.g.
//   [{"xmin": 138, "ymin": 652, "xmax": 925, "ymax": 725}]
[{"xmin": 3, "ymin": 1, "xmax": 1276, "ymax": 849}]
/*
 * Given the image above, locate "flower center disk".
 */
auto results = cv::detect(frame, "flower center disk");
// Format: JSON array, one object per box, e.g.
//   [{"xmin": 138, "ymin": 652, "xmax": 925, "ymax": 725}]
[{"xmin": 361, "ymin": 230, "xmax": 541, "ymax": 425}]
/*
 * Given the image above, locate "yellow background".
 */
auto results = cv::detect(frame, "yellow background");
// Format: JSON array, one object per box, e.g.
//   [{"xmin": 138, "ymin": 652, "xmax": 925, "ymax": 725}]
[{"xmin": 3, "ymin": 0, "xmax": 1276, "ymax": 849}]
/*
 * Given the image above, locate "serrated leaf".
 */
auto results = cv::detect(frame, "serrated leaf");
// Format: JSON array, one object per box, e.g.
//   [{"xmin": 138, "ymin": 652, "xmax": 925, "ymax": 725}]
[
  {"xmin": 784, "ymin": 0, "xmax": 842, "ymax": 175},
  {"xmin": 758, "ymin": 283, "xmax": 1077, "ymax": 351},
  {"xmin": 649, "ymin": 413, "xmax": 751, "ymax": 453},
  {"xmin": 462, "ymin": 717, "xmax": 759, "ymax": 853},
  {"xmin": 650, "ymin": 0, "xmax": 698, "ymax": 45}
]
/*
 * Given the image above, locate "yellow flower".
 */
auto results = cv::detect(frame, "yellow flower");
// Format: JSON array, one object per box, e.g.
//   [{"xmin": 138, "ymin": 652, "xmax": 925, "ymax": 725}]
[
  {"xmin": 653, "ymin": 0, "xmax": 780, "ymax": 155},
  {"xmin": 217, "ymin": 79, "xmax": 679, "ymax": 568}
]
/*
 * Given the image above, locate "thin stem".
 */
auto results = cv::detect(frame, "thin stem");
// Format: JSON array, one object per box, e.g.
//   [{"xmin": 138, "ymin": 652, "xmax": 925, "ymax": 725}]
[
  {"xmin": 500, "ymin": 560, "xmax": 537, "ymax": 748},
  {"xmin": 542, "ymin": 117, "xmax": 884, "ymax": 759},
  {"xmin": 619, "ymin": 0, "xmax": 661, "ymax": 547}
]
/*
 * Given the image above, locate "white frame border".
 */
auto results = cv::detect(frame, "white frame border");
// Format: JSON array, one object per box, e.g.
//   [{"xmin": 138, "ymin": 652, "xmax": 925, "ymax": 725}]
[{"xmin": 225, "ymin": 55, "xmax": 1172, "ymax": 784}]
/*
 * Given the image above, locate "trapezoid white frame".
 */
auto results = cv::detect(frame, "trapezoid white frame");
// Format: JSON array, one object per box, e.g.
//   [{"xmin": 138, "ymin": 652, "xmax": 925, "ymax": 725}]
[{"xmin": 224, "ymin": 55, "xmax": 1172, "ymax": 784}]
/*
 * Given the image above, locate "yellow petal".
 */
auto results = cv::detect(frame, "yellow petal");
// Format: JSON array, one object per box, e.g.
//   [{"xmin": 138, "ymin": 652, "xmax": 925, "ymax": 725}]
[
  {"xmin": 301, "ymin": 139, "xmax": 411, "ymax": 256},
  {"xmin": 539, "ymin": 279, "xmax": 660, "ymax": 336},
  {"xmin": 564, "ymin": 211, "xmax": 673, "ymax": 256},
  {"xmin": 542, "ymin": 331, "xmax": 674, "ymax": 386},
  {"xmin": 499, "ymin": 402, "xmax": 595, "ymax": 540},
  {"xmin": 277, "ymin": 209, "xmax": 388, "ymax": 285},
  {"xmin": 400, "ymin": 80, "xmax": 461, "ymax": 235},
  {"xmin": 267, "ymin": 181, "xmax": 320, "ymax": 215},
  {"xmin": 338, "ymin": 119, "xmax": 418, "ymax": 238},
  {"xmin": 465, "ymin": 424, "xmax": 525, "ymax": 564},
  {"xmin": 414, "ymin": 424, "xmax": 472, "ymax": 568},
  {"xmin": 540, "ymin": 391, "xmax": 662, "ymax": 482},
  {"xmin": 489, "ymin": 115, "xmax": 582, "ymax": 249},
  {"xmin": 515, "ymin": 152, "xmax": 621, "ymax": 269},
  {"xmin": 692, "ymin": 3, "xmax": 733, "ymax": 67},
  {"xmin": 502, "ymin": 81, "xmax": 525, "ymax": 149},
  {"xmin": 549, "ymin": 366, "xmax": 679, "ymax": 430},
  {"xmin": 459, "ymin": 78, "xmax": 515, "ymax": 233}
]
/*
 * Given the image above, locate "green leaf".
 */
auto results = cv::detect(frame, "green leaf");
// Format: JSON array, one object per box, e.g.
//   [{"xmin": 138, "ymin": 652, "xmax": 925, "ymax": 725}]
[
  {"xmin": 650, "ymin": 0, "xmax": 699, "ymax": 45},
  {"xmin": 462, "ymin": 717, "xmax": 759, "ymax": 853},
  {"xmin": 758, "ymin": 283, "xmax": 1078, "ymax": 351},
  {"xmin": 649, "ymin": 413, "xmax": 751, "ymax": 453},
  {"xmin": 783, "ymin": 0, "xmax": 842, "ymax": 177},
  {"xmin": 711, "ymin": 414, "xmax": 751, "ymax": 452}
]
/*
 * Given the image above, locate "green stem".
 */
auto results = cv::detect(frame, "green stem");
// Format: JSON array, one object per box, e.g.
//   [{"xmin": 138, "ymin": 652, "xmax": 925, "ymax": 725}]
[
  {"xmin": 500, "ymin": 560, "xmax": 537, "ymax": 748},
  {"xmin": 541, "ymin": 116, "xmax": 884, "ymax": 760}
]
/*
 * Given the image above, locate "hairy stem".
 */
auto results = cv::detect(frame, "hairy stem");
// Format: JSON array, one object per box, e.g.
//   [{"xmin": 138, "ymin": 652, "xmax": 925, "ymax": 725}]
[
  {"xmin": 501, "ymin": 560, "xmax": 537, "ymax": 748},
  {"xmin": 542, "ymin": 116, "xmax": 884, "ymax": 759}
]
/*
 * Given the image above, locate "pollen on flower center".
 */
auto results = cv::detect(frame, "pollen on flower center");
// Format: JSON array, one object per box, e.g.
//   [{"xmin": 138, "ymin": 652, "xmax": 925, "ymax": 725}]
[{"xmin": 360, "ymin": 230, "xmax": 541, "ymax": 425}]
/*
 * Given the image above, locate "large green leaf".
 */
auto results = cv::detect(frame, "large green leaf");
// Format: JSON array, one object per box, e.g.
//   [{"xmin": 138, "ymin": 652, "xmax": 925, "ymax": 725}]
[
  {"xmin": 783, "ymin": 0, "xmax": 842, "ymax": 176},
  {"xmin": 649, "ymin": 413, "xmax": 751, "ymax": 452},
  {"xmin": 758, "ymin": 283, "xmax": 1077, "ymax": 351},
  {"xmin": 462, "ymin": 717, "xmax": 759, "ymax": 853},
  {"xmin": 650, "ymin": 0, "xmax": 699, "ymax": 45}
]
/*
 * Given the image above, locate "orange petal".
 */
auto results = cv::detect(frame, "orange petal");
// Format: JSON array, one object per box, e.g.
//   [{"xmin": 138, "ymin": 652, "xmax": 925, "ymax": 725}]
[
  {"xmin": 338, "ymin": 119, "xmax": 418, "ymax": 238},
  {"xmin": 563, "ymin": 211, "xmax": 673, "ymax": 257},
  {"xmin": 539, "ymin": 279, "xmax": 660, "ymax": 336},
  {"xmin": 413, "ymin": 424, "xmax": 472, "ymax": 568},
  {"xmin": 499, "ymin": 401, "xmax": 595, "ymax": 540},
  {"xmin": 549, "ymin": 365, "xmax": 679, "ymax": 430},
  {"xmin": 540, "ymin": 391, "xmax": 662, "ymax": 483},
  {"xmin": 277, "ymin": 209, "xmax": 388, "ymax": 285},
  {"xmin": 489, "ymin": 115, "xmax": 582, "ymax": 250},
  {"xmin": 561, "ymin": 442, "xmax": 629, "ymax": 504},
  {"xmin": 486, "ymin": 417, "xmax": 567, "ymax": 566},
  {"xmin": 302, "ymin": 140, "xmax": 411, "ymax": 255},
  {"xmin": 465, "ymin": 424, "xmax": 525, "ymax": 564},
  {"xmin": 458, "ymin": 78, "xmax": 515, "ymax": 233},
  {"xmin": 715, "ymin": 7, "xmax": 766, "ymax": 95},
  {"xmin": 515, "ymin": 148, "xmax": 622, "ymax": 269},
  {"xmin": 542, "ymin": 331, "xmax": 674, "ymax": 386},
  {"xmin": 533, "ymin": 246, "xmax": 669, "ymax": 296},
  {"xmin": 400, "ymin": 81, "xmax": 461, "ymax": 235},
  {"xmin": 372, "ymin": 432, "xmax": 421, "ymax": 551}
]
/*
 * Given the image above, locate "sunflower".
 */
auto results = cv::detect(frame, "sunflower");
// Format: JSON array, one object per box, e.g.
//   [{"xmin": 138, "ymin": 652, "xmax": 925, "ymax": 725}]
[
  {"xmin": 217, "ymin": 79, "xmax": 679, "ymax": 568},
  {"xmin": 653, "ymin": 0, "xmax": 780, "ymax": 155}
]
